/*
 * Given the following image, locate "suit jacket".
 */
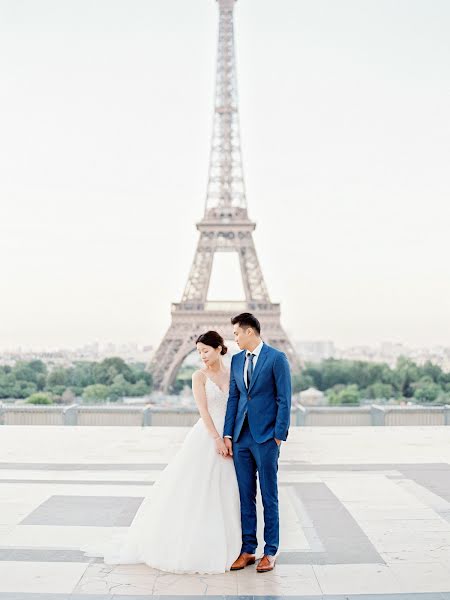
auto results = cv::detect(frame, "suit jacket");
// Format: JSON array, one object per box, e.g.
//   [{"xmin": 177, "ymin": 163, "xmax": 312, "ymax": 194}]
[{"xmin": 223, "ymin": 342, "xmax": 292, "ymax": 443}]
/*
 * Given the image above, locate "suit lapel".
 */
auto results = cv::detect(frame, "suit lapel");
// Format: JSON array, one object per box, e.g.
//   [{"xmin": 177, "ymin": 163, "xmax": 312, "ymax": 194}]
[
  {"xmin": 248, "ymin": 343, "xmax": 269, "ymax": 393},
  {"xmin": 234, "ymin": 351, "xmax": 246, "ymax": 393}
]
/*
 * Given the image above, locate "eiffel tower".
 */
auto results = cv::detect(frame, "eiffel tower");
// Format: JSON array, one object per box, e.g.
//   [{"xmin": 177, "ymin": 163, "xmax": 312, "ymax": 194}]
[{"xmin": 150, "ymin": 0, "xmax": 299, "ymax": 392}]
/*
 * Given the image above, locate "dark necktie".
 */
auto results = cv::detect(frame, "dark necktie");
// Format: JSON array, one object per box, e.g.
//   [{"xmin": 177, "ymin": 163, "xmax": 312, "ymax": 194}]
[{"xmin": 246, "ymin": 352, "xmax": 255, "ymax": 389}]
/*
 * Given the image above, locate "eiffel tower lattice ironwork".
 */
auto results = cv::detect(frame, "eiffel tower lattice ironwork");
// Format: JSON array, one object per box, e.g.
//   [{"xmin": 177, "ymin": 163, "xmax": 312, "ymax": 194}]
[{"xmin": 150, "ymin": 0, "xmax": 299, "ymax": 392}]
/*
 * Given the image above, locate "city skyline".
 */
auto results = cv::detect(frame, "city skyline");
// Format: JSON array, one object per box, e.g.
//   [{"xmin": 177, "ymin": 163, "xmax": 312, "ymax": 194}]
[
  {"xmin": 1, "ymin": 0, "xmax": 449, "ymax": 350},
  {"xmin": 1, "ymin": 337, "xmax": 448, "ymax": 356},
  {"xmin": 1, "ymin": 338, "xmax": 449, "ymax": 377}
]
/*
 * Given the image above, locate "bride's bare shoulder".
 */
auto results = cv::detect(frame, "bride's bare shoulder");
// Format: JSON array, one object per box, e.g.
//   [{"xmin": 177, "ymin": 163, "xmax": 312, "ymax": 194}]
[{"xmin": 192, "ymin": 369, "xmax": 207, "ymax": 383}]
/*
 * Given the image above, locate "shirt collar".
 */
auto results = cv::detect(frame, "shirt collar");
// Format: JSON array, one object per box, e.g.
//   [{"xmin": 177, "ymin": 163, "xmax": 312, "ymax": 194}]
[{"xmin": 247, "ymin": 340, "xmax": 264, "ymax": 358}]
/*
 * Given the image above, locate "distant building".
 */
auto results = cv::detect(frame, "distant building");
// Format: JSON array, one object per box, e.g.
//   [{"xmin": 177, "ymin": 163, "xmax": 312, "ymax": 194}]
[
  {"xmin": 296, "ymin": 341, "xmax": 335, "ymax": 363},
  {"xmin": 299, "ymin": 387, "xmax": 327, "ymax": 406}
]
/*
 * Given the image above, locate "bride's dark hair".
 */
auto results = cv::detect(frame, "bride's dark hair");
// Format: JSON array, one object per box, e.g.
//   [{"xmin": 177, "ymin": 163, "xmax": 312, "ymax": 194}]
[{"xmin": 195, "ymin": 331, "xmax": 228, "ymax": 355}]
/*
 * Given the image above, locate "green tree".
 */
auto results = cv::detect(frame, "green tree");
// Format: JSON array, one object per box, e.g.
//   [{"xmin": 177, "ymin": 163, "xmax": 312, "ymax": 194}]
[
  {"xmin": 327, "ymin": 384, "xmax": 361, "ymax": 405},
  {"xmin": 363, "ymin": 382, "xmax": 395, "ymax": 400},
  {"xmin": 292, "ymin": 373, "xmax": 315, "ymax": 393},
  {"xmin": 301, "ymin": 364, "xmax": 324, "ymax": 390},
  {"xmin": 47, "ymin": 368, "xmax": 69, "ymax": 387},
  {"xmin": 420, "ymin": 361, "xmax": 446, "ymax": 385},
  {"xmin": 133, "ymin": 367, "xmax": 152, "ymax": 387},
  {"xmin": 130, "ymin": 379, "xmax": 151, "ymax": 396},
  {"xmin": 0, "ymin": 371, "xmax": 18, "ymax": 398},
  {"xmin": 412, "ymin": 378, "xmax": 442, "ymax": 403},
  {"xmin": 68, "ymin": 363, "xmax": 94, "ymax": 388},
  {"xmin": 82, "ymin": 384, "xmax": 110, "ymax": 403},
  {"xmin": 108, "ymin": 375, "xmax": 132, "ymax": 401},
  {"xmin": 12, "ymin": 361, "xmax": 46, "ymax": 391},
  {"xmin": 26, "ymin": 392, "xmax": 53, "ymax": 405},
  {"xmin": 12, "ymin": 380, "xmax": 38, "ymax": 399},
  {"xmin": 395, "ymin": 357, "xmax": 420, "ymax": 398},
  {"xmin": 92, "ymin": 358, "xmax": 135, "ymax": 386}
]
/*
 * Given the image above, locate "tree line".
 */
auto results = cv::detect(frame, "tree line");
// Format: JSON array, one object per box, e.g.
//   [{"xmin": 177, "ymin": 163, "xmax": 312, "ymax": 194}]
[
  {"xmin": 293, "ymin": 357, "xmax": 450, "ymax": 405},
  {"xmin": 0, "ymin": 357, "xmax": 153, "ymax": 404},
  {"xmin": 1, "ymin": 356, "xmax": 449, "ymax": 405}
]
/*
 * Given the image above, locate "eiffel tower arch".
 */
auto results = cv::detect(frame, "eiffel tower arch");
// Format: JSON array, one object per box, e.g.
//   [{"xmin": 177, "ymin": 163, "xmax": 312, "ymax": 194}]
[{"xmin": 150, "ymin": 0, "xmax": 300, "ymax": 392}]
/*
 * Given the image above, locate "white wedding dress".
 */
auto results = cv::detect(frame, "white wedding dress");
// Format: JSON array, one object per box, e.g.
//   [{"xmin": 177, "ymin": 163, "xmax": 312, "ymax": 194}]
[{"xmin": 80, "ymin": 376, "xmax": 242, "ymax": 574}]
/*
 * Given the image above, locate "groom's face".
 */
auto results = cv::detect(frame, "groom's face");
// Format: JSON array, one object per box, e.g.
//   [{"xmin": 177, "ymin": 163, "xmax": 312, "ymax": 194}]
[{"xmin": 233, "ymin": 324, "xmax": 252, "ymax": 350}]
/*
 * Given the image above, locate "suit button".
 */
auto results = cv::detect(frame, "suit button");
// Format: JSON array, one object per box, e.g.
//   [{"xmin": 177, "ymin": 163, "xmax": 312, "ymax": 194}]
[{"xmin": 248, "ymin": 395, "xmax": 251, "ymax": 401}]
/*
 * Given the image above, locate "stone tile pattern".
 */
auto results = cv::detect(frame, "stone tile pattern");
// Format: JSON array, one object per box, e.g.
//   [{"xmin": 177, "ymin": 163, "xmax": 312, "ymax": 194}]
[{"xmin": 1, "ymin": 426, "xmax": 450, "ymax": 596}]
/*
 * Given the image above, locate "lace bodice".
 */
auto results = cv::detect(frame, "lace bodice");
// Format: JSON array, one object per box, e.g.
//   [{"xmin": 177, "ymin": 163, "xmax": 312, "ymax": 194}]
[{"xmin": 204, "ymin": 376, "xmax": 229, "ymax": 431}]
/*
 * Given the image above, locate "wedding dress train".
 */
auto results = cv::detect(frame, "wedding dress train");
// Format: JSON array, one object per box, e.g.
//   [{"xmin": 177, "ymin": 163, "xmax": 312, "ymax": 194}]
[{"xmin": 80, "ymin": 376, "xmax": 242, "ymax": 574}]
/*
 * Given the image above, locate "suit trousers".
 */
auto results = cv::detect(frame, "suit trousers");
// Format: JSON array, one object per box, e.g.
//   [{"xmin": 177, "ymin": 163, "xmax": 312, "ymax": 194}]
[{"xmin": 233, "ymin": 414, "xmax": 280, "ymax": 556}]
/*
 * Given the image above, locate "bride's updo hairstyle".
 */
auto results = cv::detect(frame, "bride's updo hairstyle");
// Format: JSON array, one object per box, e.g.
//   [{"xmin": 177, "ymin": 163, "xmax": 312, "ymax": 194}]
[{"xmin": 195, "ymin": 331, "xmax": 228, "ymax": 356}]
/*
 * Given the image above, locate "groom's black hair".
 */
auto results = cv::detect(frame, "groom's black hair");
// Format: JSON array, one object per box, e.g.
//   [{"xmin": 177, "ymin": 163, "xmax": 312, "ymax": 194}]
[{"xmin": 231, "ymin": 312, "xmax": 261, "ymax": 335}]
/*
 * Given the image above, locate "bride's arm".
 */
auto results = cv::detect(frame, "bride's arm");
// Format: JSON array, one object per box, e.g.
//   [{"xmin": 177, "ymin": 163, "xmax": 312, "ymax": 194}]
[{"xmin": 192, "ymin": 371, "xmax": 228, "ymax": 456}]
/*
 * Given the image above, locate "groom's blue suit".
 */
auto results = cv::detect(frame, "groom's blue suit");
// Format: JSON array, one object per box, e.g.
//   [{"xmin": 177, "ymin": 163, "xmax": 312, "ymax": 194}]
[{"xmin": 223, "ymin": 342, "xmax": 291, "ymax": 557}]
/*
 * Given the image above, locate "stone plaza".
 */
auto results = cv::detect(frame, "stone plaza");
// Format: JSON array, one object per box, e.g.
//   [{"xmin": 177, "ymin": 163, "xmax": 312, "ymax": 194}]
[{"xmin": 1, "ymin": 424, "xmax": 450, "ymax": 599}]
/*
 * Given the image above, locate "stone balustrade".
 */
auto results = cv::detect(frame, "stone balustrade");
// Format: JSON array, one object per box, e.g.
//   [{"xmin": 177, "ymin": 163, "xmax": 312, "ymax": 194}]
[{"xmin": 1, "ymin": 402, "xmax": 450, "ymax": 426}]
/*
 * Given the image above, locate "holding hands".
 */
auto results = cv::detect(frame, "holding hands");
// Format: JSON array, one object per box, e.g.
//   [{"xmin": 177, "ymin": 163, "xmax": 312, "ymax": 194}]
[
  {"xmin": 216, "ymin": 436, "xmax": 280, "ymax": 456},
  {"xmin": 224, "ymin": 437, "xmax": 233, "ymax": 456},
  {"xmin": 215, "ymin": 436, "xmax": 230, "ymax": 457}
]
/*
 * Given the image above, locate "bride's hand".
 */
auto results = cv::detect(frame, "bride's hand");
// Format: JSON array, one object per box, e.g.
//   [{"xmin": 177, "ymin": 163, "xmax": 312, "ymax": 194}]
[{"xmin": 215, "ymin": 437, "xmax": 229, "ymax": 457}]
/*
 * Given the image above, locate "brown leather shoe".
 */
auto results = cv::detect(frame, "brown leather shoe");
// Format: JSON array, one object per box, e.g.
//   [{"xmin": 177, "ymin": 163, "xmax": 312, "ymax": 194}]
[
  {"xmin": 230, "ymin": 552, "xmax": 256, "ymax": 571},
  {"xmin": 256, "ymin": 554, "xmax": 276, "ymax": 572}
]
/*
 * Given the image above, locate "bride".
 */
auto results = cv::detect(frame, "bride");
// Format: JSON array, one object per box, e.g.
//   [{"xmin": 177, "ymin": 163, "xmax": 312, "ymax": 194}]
[{"xmin": 80, "ymin": 330, "xmax": 242, "ymax": 574}]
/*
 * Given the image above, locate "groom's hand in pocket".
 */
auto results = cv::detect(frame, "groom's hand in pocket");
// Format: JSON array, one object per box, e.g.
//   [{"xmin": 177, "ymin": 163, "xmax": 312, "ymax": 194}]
[
  {"xmin": 274, "ymin": 438, "xmax": 281, "ymax": 446},
  {"xmin": 224, "ymin": 437, "xmax": 233, "ymax": 456}
]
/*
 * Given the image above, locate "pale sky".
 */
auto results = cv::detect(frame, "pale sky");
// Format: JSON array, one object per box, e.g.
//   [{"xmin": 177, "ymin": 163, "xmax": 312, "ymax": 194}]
[{"xmin": 0, "ymin": 0, "xmax": 449, "ymax": 351}]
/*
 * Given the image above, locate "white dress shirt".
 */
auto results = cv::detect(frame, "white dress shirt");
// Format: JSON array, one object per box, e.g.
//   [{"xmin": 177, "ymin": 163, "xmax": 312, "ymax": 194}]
[
  {"xmin": 243, "ymin": 340, "xmax": 264, "ymax": 388},
  {"xmin": 223, "ymin": 341, "xmax": 264, "ymax": 440}
]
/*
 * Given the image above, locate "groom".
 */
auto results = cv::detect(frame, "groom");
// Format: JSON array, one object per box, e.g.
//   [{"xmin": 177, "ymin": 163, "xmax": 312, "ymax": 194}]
[{"xmin": 223, "ymin": 312, "xmax": 291, "ymax": 573}]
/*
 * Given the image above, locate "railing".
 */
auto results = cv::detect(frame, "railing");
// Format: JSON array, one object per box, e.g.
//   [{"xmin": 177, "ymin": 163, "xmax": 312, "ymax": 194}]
[
  {"xmin": 1, "ymin": 403, "xmax": 450, "ymax": 427},
  {"xmin": 296, "ymin": 404, "xmax": 450, "ymax": 426},
  {"xmin": 172, "ymin": 301, "xmax": 280, "ymax": 313},
  {"xmin": 296, "ymin": 405, "xmax": 373, "ymax": 426}
]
